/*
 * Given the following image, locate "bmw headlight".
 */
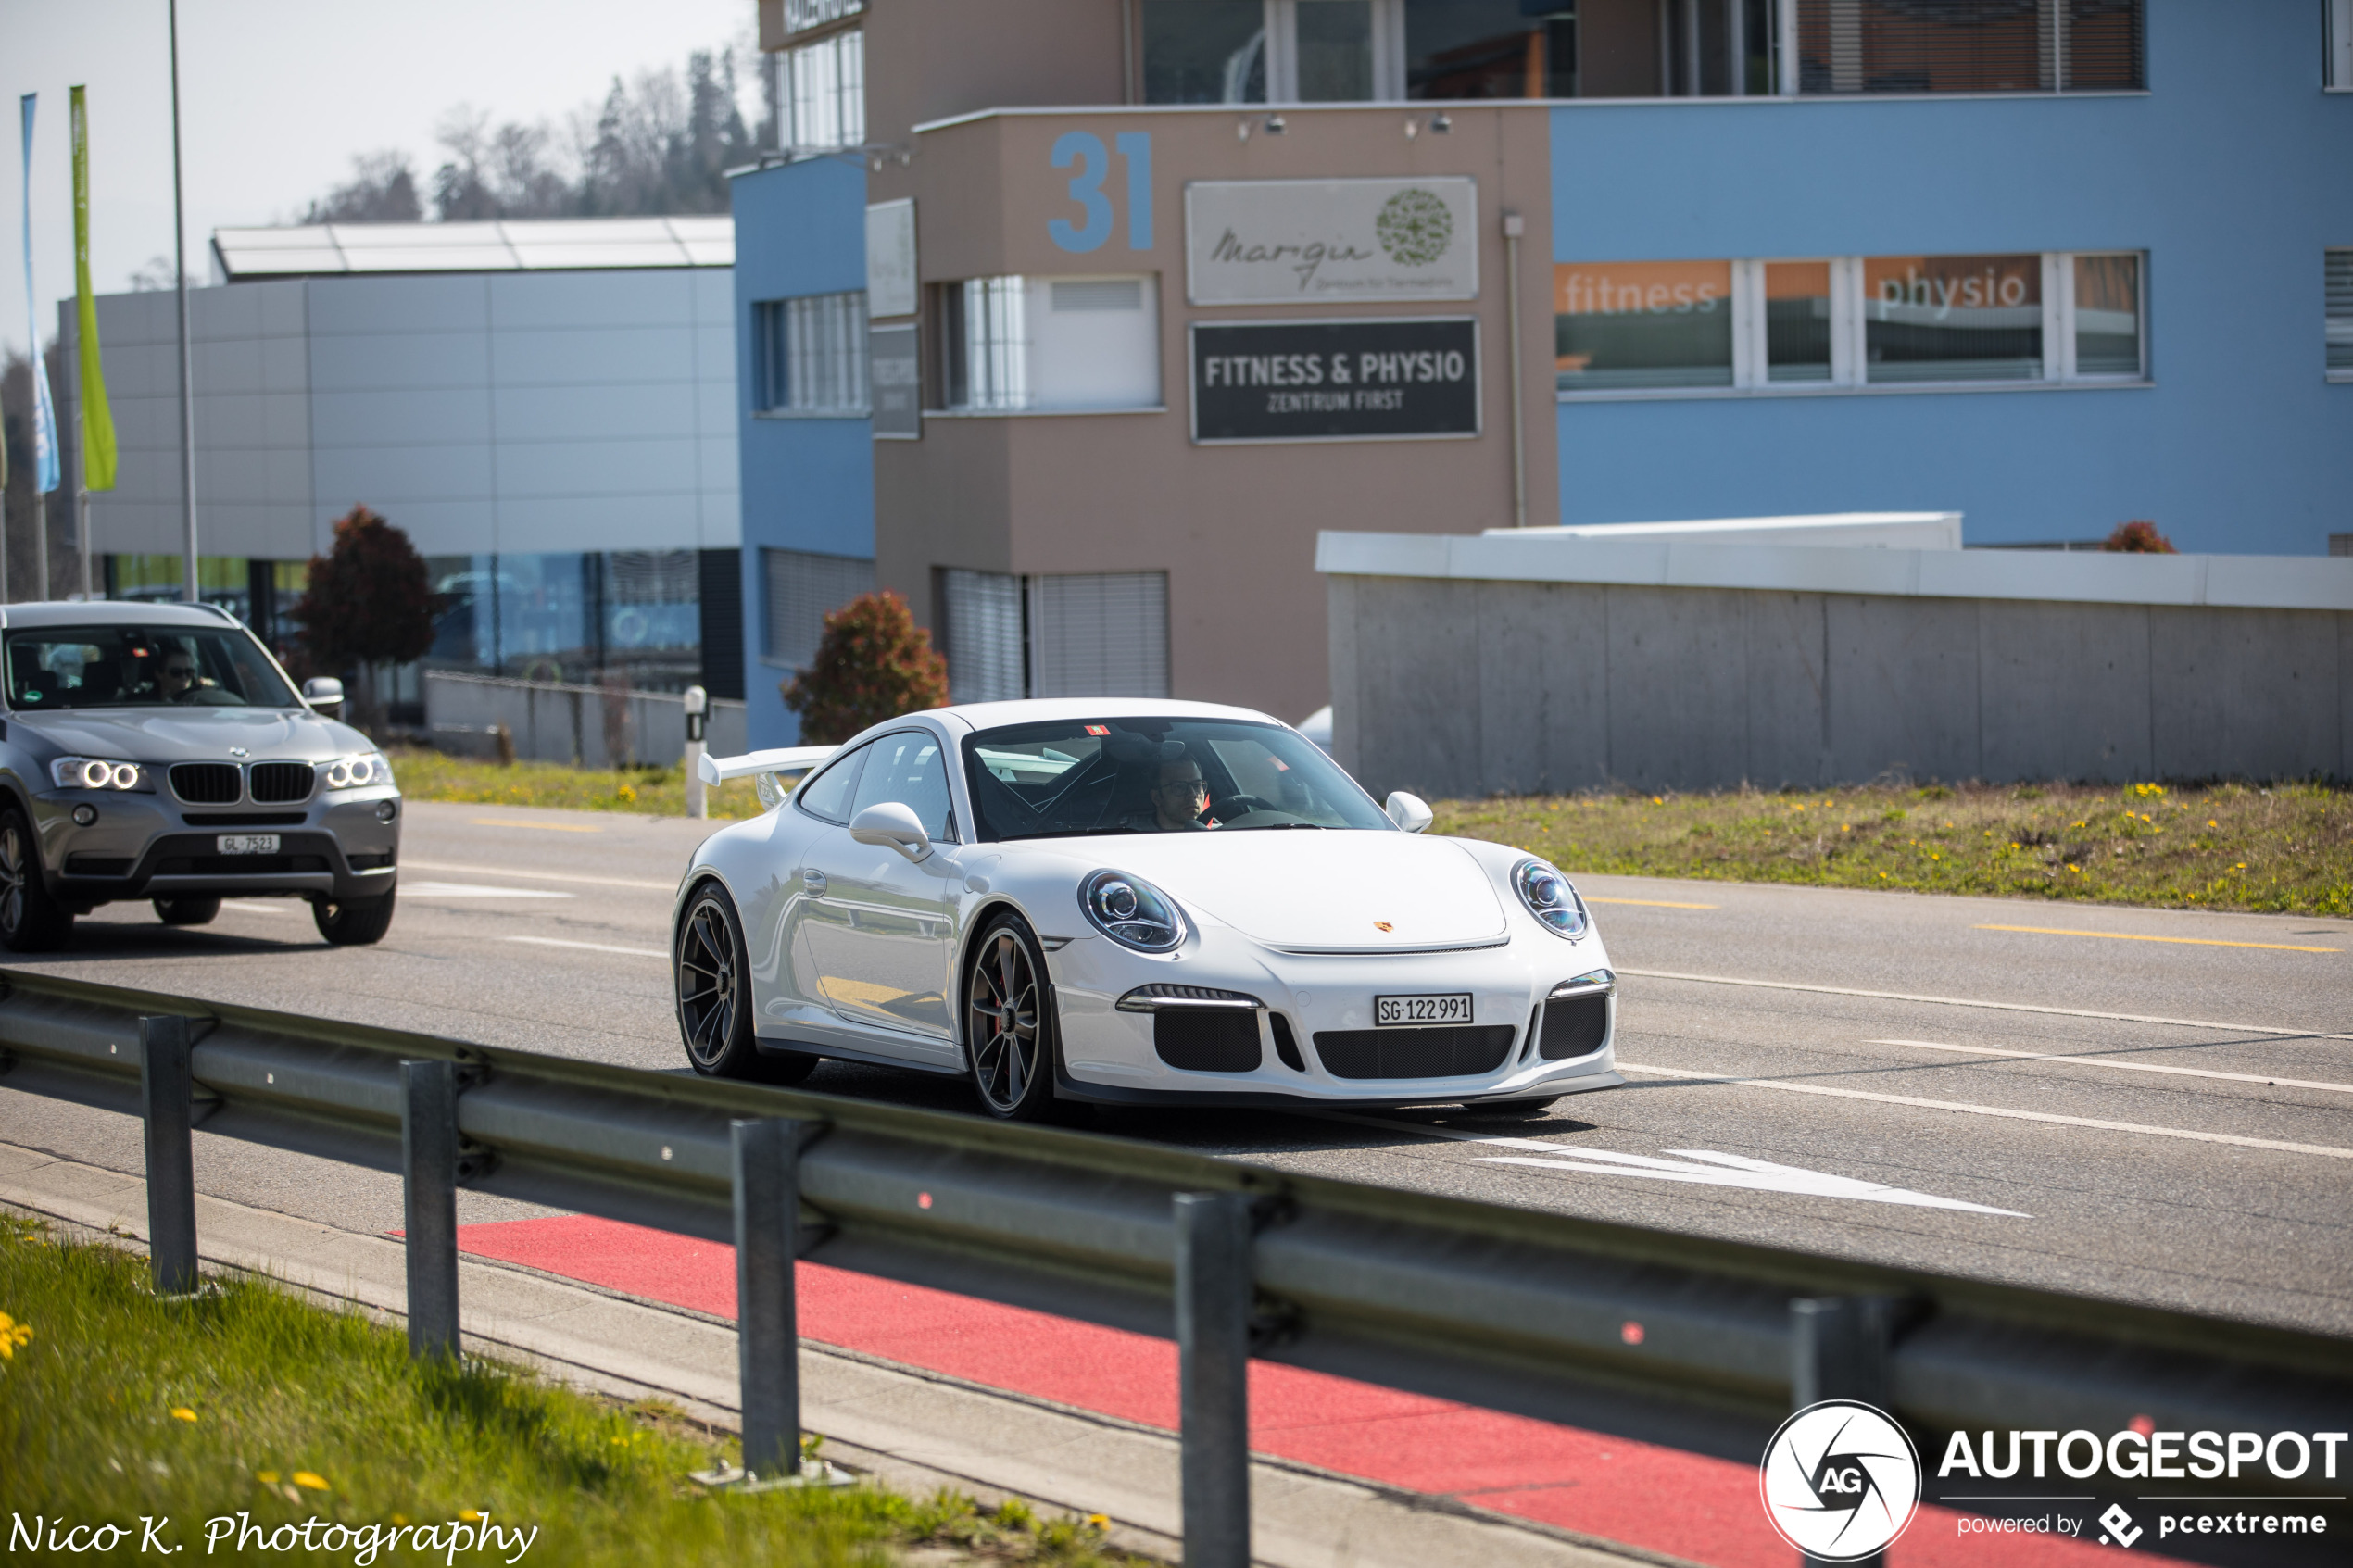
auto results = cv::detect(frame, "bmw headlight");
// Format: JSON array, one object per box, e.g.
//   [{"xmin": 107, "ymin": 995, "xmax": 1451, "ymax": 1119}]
[
  {"xmin": 1514, "ymin": 859, "xmax": 1589, "ymax": 939},
  {"xmin": 50, "ymin": 757, "xmax": 151, "ymax": 792},
  {"xmin": 1080, "ymin": 869, "xmax": 1187, "ymax": 953},
  {"xmin": 320, "ymin": 752, "xmax": 395, "ymax": 790}
]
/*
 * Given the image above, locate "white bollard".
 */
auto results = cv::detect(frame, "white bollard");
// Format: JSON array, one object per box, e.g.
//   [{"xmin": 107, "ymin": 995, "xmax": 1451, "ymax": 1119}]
[{"xmin": 683, "ymin": 685, "xmax": 709, "ymax": 820}]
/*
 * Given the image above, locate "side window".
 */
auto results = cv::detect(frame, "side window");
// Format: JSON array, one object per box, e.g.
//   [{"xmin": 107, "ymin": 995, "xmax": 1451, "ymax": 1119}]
[
  {"xmin": 849, "ymin": 730, "xmax": 955, "ymax": 840},
  {"xmin": 794, "ymin": 744, "xmax": 869, "ymax": 823}
]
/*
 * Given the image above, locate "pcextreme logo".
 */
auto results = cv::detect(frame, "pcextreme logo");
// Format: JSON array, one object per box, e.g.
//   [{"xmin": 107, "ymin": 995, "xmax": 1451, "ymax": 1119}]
[{"xmin": 1760, "ymin": 1400, "xmax": 1923, "ymax": 1562}]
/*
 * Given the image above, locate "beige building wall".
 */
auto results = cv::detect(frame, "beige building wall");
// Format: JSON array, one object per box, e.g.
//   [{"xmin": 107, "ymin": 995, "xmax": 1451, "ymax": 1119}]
[{"xmin": 869, "ymin": 103, "xmax": 1557, "ymax": 725}]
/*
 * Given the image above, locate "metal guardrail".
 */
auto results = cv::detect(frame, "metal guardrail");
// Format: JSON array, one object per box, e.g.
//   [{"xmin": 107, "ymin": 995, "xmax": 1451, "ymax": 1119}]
[{"xmin": 3, "ymin": 968, "xmax": 2349, "ymax": 1562}]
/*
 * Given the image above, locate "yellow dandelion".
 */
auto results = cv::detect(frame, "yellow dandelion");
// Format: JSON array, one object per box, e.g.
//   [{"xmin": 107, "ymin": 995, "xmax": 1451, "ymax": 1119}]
[
  {"xmin": 2067, "ymin": 863, "xmax": 2080, "ymax": 872},
  {"xmin": 459, "ymin": 1510, "xmax": 483, "ymax": 1523},
  {"xmin": 1087, "ymin": 1513, "xmax": 1110, "ymax": 1531},
  {"xmin": 2208, "ymin": 819, "xmax": 2218, "ymax": 828},
  {"xmin": 170, "ymin": 1408, "xmax": 196, "ymax": 1423},
  {"xmin": 293, "ymin": 1472, "xmax": 329, "ymax": 1492},
  {"xmin": 1650, "ymin": 796, "xmax": 1663, "ymax": 805},
  {"xmin": 1877, "ymin": 872, "xmax": 1888, "ymax": 879},
  {"xmin": 256, "ymin": 1471, "xmax": 280, "ymax": 1485},
  {"xmin": 391, "ymin": 1516, "xmax": 409, "ymax": 1527},
  {"xmin": 0, "ymin": 1313, "xmax": 31, "ymax": 1358},
  {"xmin": 2234, "ymin": 863, "xmax": 2246, "ymax": 872}
]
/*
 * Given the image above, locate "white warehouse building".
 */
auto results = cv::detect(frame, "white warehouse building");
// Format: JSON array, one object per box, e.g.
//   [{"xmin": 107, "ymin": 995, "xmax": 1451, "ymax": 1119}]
[{"xmin": 55, "ymin": 217, "xmax": 745, "ymax": 701}]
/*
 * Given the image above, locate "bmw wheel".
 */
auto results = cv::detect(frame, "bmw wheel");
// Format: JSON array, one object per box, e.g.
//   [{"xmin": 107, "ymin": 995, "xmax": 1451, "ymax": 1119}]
[
  {"xmin": 964, "ymin": 913, "xmax": 1059, "ymax": 1122},
  {"xmin": 0, "ymin": 807, "xmax": 73, "ymax": 953},
  {"xmin": 675, "ymin": 882, "xmax": 815, "ymax": 1085},
  {"xmin": 313, "ymin": 890, "xmax": 396, "ymax": 946}
]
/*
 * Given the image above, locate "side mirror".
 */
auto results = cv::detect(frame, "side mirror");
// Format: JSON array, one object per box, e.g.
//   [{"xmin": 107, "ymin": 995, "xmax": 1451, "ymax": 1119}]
[
  {"xmin": 1385, "ymin": 791, "xmax": 1433, "ymax": 834},
  {"xmin": 849, "ymin": 800, "xmax": 932, "ymax": 862},
  {"xmin": 302, "ymin": 677, "xmax": 345, "ymax": 714}
]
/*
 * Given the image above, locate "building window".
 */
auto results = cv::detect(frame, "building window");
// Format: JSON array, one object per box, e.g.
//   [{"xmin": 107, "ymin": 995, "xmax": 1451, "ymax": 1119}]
[
  {"xmin": 753, "ymin": 292, "xmax": 870, "ymax": 414},
  {"xmin": 1141, "ymin": 0, "xmax": 1403, "ymax": 103},
  {"xmin": 1143, "ymin": 0, "xmax": 1269, "ymax": 101},
  {"xmin": 937, "ymin": 568, "xmax": 1171, "ymax": 704},
  {"xmin": 782, "ymin": 26, "xmax": 863, "ymax": 148},
  {"xmin": 1557, "ymin": 251, "xmax": 2145, "ymax": 397},
  {"xmin": 2328, "ymin": 250, "xmax": 2353, "ymax": 381},
  {"xmin": 1792, "ymin": 0, "xmax": 2142, "ymax": 94},
  {"xmin": 761, "ymin": 547, "xmax": 875, "ymax": 670},
  {"xmin": 1405, "ymin": 0, "xmax": 1581, "ymax": 99},
  {"xmin": 1554, "ymin": 262, "xmax": 1734, "ymax": 391},
  {"xmin": 783, "ymin": 0, "xmax": 861, "ymax": 28},
  {"xmin": 2334, "ymin": 0, "xmax": 2353, "ymax": 88},
  {"xmin": 937, "ymin": 275, "xmax": 1160, "ymax": 413}
]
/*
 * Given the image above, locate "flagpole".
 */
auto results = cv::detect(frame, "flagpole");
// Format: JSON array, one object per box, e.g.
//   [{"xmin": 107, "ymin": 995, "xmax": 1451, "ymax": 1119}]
[{"xmin": 170, "ymin": 0, "xmax": 197, "ymax": 603}]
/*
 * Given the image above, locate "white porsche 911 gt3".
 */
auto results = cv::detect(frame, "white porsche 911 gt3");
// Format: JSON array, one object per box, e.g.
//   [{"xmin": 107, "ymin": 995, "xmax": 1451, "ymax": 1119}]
[{"xmin": 673, "ymin": 699, "xmax": 1621, "ymax": 1120}]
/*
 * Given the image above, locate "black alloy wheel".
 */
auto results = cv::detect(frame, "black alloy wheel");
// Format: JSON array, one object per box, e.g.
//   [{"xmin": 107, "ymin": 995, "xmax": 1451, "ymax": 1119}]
[
  {"xmin": 965, "ymin": 914, "xmax": 1057, "ymax": 1121},
  {"xmin": 675, "ymin": 883, "xmax": 814, "ymax": 1085},
  {"xmin": 0, "ymin": 808, "xmax": 73, "ymax": 952}
]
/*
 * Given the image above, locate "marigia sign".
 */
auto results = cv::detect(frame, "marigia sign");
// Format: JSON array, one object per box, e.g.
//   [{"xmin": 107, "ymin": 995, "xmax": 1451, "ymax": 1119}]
[
  {"xmin": 1186, "ymin": 178, "xmax": 1479, "ymax": 305},
  {"xmin": 1189, "ymin": 318, "xmax": 1479, "ymax": 443}
]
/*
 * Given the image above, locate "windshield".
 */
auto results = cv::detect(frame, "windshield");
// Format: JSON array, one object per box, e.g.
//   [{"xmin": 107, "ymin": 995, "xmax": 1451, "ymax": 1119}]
[
  {"xmin": 5, "ymin": 626, "xmax": 302, "ymax": 711},
  {"xmin": 962, "ymin": 717, "xmax": 1393, "ymax": 841}
]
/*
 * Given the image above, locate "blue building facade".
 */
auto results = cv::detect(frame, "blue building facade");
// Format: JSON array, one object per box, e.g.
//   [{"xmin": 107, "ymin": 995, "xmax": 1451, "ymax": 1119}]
[
  {"xmin": 736, "ymin": 1, "xmax": 2353, "ymax": 744},
  {"xmin": 732, "ymin": 156, "xmax": 874, "ymax": 745}
]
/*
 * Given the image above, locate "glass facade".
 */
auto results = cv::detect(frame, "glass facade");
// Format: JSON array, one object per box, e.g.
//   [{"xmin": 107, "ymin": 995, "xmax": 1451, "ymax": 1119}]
[
  {"xmin": 424, "ymin": 550, "xmax": 705, "ymax": 690},
  {"xmin": 1764, "ymin": 260, "xmax": 1833, "ymax": 383},
  {"xmin": 104, "ymin": 556, "xmax": 310, "ymax": 658},
  {"xmin": 1141, "ymin": 0, "xmax": 1268, "ymax": 103},
  {"xmin": 1406, "ymin": 0, "xmax": 1578, "ymax": 99}
]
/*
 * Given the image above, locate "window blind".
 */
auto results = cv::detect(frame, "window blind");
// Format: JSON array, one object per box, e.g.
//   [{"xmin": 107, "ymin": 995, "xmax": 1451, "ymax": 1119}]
[
  {"xmin": 939, "ymin": 569, "xmax": 1026, "ymax": 704},
  {"xmin": 1794, "ymin": 0, "xmax": 2141, "ymax": 94},
  {"xmin": 761, "ymin": 547, "xmax": 875, "ymax": 671},
  {"xmin": 1027, "ymin": 572, "xmax": 1172, "ymax": 700},
  {"xmin": 2327, "ymin": 250, "xmax": 2353, "ymax": 375}
]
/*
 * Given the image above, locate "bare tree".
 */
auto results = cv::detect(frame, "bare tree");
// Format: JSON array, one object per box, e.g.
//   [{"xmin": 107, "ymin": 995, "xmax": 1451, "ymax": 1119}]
[{"xmin": 300, "ymin": 151, "xmax": 423, "ymax": 224}]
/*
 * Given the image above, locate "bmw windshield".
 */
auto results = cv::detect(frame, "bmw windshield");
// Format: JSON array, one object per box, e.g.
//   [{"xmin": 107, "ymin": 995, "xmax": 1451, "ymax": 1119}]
[
  {"xmin": 4, "ymin": 626, "xmax": 302, "ymax": 711},
  {"xmin": 962, "ymin": 717, "xmax": 1393, "ymax": 841}
]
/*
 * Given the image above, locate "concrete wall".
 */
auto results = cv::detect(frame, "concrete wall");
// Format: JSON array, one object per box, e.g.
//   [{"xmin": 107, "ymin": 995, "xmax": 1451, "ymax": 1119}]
[
  {"xmin": 1542, "ymin": 0, "xmax": 2353, "ymax": 555},
  {"xmin": 1327, "ymin": 576, "xmax": 2353, "ymax": 800},
  {"xmin": 63, "ymin": 268, "xmax": 739, "ymax": 564}
]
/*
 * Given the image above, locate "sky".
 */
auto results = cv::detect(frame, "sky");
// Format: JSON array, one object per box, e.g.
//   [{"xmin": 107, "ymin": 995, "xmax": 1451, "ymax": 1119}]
[{"xmin": 2, "ymin": 0, "xmax": 755, "ymax": 363}]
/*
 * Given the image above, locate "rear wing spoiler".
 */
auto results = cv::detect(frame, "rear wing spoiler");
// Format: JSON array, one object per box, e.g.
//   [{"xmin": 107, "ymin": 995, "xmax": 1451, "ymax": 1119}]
[{"xmin": 696, "ymin": 745, "xmax": 837, "ymax": 788}]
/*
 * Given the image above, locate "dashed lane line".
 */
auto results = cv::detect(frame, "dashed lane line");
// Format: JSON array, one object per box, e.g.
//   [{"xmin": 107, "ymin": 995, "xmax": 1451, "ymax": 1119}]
[
  {"xmin": 467, "ymin": 819, "xmax": 602, "ymax": 833},
  {"xmin": 1866, "ymin": 1038, "xmax": 2353, "ymax": 1096},
  {"xmin": 1584, "ymin": 897, "xmax": 1719, "ymax": 909},
  {"xmin": 1976, "ymin": 923, "xmax": 2340, "ymax": 954},
  {"xmin": 401, "ymin": 859, "xmax": 674, "ymax": 892},
  {"xmin": 1612, "ymin": 1060, "xmax": 2353, "ymax": 1160},
  {"xmin": 1614, "ymin": 968, "xmax": 2353, "ymax": 1042},
  {"xmin": 506, "ymin": 935, "xmax": 668, "ymax": 960}
]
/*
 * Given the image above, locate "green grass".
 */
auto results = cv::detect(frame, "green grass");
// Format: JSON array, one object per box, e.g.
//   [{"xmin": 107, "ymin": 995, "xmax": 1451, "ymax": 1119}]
[
  {"xmin": 386, "ymin": 746, "xmax": 771, "ymax": 821},
  {"xmin": 1432, "ymin": 780, "xmax": 2353, "ymax": 917},
  {"xmin": 0, "ymin": 1216, "xmax": 1127, "ymax": 1565}
]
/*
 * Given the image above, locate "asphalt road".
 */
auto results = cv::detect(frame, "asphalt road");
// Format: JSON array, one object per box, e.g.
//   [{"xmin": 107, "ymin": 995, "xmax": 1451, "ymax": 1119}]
[{"xmin": 4, "ymin": 799, "xmax": 2348, "ymax": 1335}]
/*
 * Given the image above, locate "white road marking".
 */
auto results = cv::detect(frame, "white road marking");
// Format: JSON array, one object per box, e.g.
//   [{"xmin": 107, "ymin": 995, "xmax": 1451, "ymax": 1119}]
[
  {"xmin": 1866, "ymin": 1038, "xmax": 2353, "ymax": 1096},
  {"xmin": 1617, "ymin": 968, "xmax": 2353, "ymax": 1042},
  {"xmin": 1322, "ymin": 1114, "xmax": 2023, "ymax": 1214},
  {"xmin": 507, "ymin": 935, "xmax": 668, "ymax": 960},
  {"xmin": 1614, "ymin": 1060, "xmax": 2353, "ymax": 1160},
  {"xmin": 400, "ymin": 881, "xmax": 573, "ymax": 900},
  {"xmin": 401, "ymin": 859, "xmax": 674, "ymax": 892}
]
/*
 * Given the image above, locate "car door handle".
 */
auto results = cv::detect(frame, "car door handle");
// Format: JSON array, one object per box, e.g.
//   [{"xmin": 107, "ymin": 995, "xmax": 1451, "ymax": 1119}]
[{"xmin": 801, "ymin": 869, "xmax": 827, "ymax": 895}]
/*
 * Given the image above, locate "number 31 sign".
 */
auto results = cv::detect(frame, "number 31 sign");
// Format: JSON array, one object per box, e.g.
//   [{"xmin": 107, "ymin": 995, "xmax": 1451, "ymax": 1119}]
[{"xmin": 1049, "ymin": 131, "xmax": 1153, "ymax": 253}]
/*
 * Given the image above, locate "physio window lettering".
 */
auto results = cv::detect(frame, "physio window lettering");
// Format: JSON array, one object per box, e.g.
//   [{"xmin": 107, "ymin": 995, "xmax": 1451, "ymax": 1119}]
[{"xmin": 1864, "ymin": 254, "xmax": 2041, "ymax": 383}]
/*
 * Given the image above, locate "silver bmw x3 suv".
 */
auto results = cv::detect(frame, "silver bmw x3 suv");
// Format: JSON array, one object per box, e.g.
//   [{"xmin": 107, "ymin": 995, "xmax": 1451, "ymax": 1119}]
[{"xmin": 0, "ymin": 601, "xmax": 400, "ymax": 951}]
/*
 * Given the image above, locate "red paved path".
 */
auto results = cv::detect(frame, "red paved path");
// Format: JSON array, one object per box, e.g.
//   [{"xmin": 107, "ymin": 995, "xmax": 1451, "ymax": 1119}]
[{"xmin": 454, "ymin": 1214, "xmax": 2168, "ymax": 1567}]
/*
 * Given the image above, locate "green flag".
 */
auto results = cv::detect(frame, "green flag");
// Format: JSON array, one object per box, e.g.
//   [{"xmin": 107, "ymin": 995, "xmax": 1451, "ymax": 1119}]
[{"xmin": 70, "ymin": 85, "xmax": 116, "ymax": 492}]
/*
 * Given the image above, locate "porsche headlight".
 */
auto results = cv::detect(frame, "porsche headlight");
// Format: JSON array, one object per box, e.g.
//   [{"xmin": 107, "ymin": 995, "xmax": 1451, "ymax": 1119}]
[
  {"xmin": 320, "ymin": 752, "xmax": 395, "ymax": 790},
  {"xmin": 50, "ymin": 757, "xmax": 150, "ymax": 792},
  {"xmin": 1514, "ymin": 859, "xmax": 1589, "ymax": 939},
  {"xmin": 1080, "ymin": 869, "xmax": 1187, "ymax": 953}
]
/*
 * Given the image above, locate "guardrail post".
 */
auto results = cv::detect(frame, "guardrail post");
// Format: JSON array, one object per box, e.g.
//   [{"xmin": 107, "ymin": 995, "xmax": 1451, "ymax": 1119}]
[
  {"xmin": 1792, "ymin": 1296, "xmax": 1894, "ymax": 1568},
  {"xmin": 1175, "ymin": 1191, "xmax": 1253, "ymax": 1568},
  {"xmin": 138, "ymin": 1016, "xmax": 199, "ymax": 1296},
  {"xmin": 401, "ymin": 1060, "xmax": 462, "ymax": 1361},
  {"xmin": 734, "ymin": 1117, "xmax": 809, "ymax": 1479}
]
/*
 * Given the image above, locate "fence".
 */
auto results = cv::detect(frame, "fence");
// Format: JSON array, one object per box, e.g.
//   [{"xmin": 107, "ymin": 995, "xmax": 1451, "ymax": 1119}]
[
  {"xmin": 2, "ymin": 969, "xmax": 2347, "ymax": 1564},
  {"xmin": 422, "ymin": 671, "xmax": 748, "ymax": 768}
]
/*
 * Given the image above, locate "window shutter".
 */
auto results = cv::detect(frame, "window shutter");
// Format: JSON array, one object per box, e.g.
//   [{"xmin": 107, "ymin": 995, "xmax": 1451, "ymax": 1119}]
[
  {"xmin": 940, "ymin": 568, "xmax": 1026, "ymax": 703},
  {"xmin": 762, "ymin": 548, "xmax": 875, "ymax": 670},
  {"xmin": 1028, "ymin": 572, "xmax": 1171, "ymax": 699}
]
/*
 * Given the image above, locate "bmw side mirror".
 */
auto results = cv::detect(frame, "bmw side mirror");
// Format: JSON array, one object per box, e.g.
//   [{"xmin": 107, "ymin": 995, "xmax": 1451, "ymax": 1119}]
[
  {"xmin": 302, "ymin": 677, "xmax": 345, "ymax": 715},
  {"xmin": 1385, "ymin": 791, "xmax": 1433, "ymax": 834},
  {"xmin": 849, "ymin": 801, "xmax": 932, "ymax": 862}
]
